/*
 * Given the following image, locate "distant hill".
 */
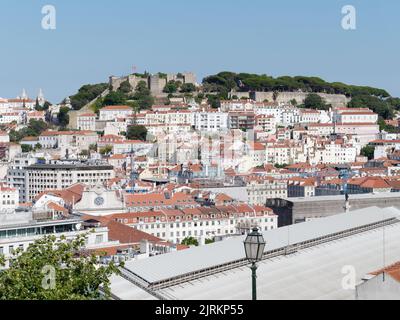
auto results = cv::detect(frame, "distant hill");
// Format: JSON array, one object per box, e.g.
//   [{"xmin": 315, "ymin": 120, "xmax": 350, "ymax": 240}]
[
  {"xmin": 202, "ymin": 72, "xmax": 400, "ymax": 121},
  {"xmin": 67, "ymin": 72, "xmax": 400, "ymax": 122}
]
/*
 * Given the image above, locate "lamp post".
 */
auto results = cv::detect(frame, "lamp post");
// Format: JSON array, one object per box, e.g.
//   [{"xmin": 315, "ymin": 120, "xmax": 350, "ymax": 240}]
[{"xmin": 244, "ymin": 227, "xmax": 266, "ymax": 301}]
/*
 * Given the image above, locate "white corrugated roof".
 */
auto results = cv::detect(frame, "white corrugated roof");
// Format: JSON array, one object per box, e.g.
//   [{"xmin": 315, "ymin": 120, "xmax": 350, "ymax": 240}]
[
  {"xmin": 122, "ymin": 207, "xmax": 400, "ymax": 284},
  {"xmin": 289, "ymin": 192, "xmax": 400, "ymax": 203},
  {"xmin": 159, "ymin": 222, "xmax": 400, "ymax": 300}
]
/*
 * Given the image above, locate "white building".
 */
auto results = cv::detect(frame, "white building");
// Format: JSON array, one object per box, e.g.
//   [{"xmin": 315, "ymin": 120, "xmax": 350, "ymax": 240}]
[
  {"xmin": 356, "ymin": 262, "xmax": 400, "ymax": 300},
  {"xmin": 0, "ymin": 184, "xmax": 19, "ymax": 213},
  {"xmin": 192, "ymin": 109, "xmax": 229, "ymax": 132},
  {"xmin": 6, "ymin": 155, "xmax": 38, "ymax": 203},
  {"xmin": 0, "ymin": 212, "xmax": 111, "ymax": 263},
  {"xmin": 0, "ymin": 112, "xmax": 21, "ymax": 124},
  {"xmin": 77, "ymin": 113, "xmax": 96, "ymax": 131},
  {"xmin": 19, "ymin": 161, "xmax": 114, "ymax": 201},
  {"xmin": 333, "ymin": 108, "xmax": 378, "ymax": 124},
  {"xmin": 246, "ymin": 177, "xmax": 288, "ymax": 206},
  {"xmin": 110, "ymin": 204, "xmax": 278, "ymax": 244},
  {"xmin": 99, "ymin": 106, "xmax": 134, "ymax": 121}
]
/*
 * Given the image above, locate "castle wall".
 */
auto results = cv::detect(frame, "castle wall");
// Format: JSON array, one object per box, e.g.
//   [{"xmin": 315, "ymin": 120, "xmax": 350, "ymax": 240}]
[{"xmin": 251, "ymin": 91, "xmax": 350, "ymax": 108}]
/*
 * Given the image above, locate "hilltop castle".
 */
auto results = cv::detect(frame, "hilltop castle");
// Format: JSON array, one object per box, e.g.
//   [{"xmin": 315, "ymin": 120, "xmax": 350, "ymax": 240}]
[{"xmin": 109, "ymin": 72, "xmax": 197, "ymax": 97}]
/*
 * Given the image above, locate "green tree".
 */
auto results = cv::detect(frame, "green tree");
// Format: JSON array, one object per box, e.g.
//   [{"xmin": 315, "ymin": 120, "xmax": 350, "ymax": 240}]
[
  {"xmin": 69, "ymin": 83, "xmax": 109, "ymax": 110},
  {"xmin": 9, "ymin": 120, "xmax": 49, "ymax": 143},
  {"xmin": 180, "ymin": 83, "xmax": 196, "ymax": 93},
  {"xmin": 163, "ymin": 81, "xmax": 179, "ymax": 94},
  {"xmin": 90, "ymin": 98, "xmax": 104, "ymax": 116},
  {"xmin": 100, "ymin": 146, "xmax": 112, "ymax": 155},
  {"xmin": 21, "ymin": 144, "xmax": 33, "ymax": 153},
  {"xmin": 126, "ymin": 125, "xmax": 148, "ymax": 141},
  {"xmin": 34, "ymin": 143, "xmax": 42, "ymax": 151},
  {"xmin": 181, "ymin": 237, "xmax": 199, "ymax": 247},
  {"xmin": 133, "ymin": 81, "xmax": 154, "ymax": 110},
  {"xmin": 303, "ymin": 93, "xmax": 329, "ymax": 110},
  {"xmin": 207, "ymin": 95, "xmax": 221, "ymax": 109},
  {"xmin": 118, "ymin": 80, "xmax": 132, "ymax": 94},
  {"xmin": 103, "ymin": 91, "xmax": 127, "ymax": 106},
  {"xmin": 349, "ymin": 95, "xmax": 394, "ymax": 120},
  {"xmin": 57, "ymin": 107, "xmax": 70, "ymax": 127},
  {"xmin": 0, "ymin": 234, "xmax": 119, "ymax": 300},
  {"xmin": 205, "ymin": 239, "xmax": 215, "ymax": 245},
  {"xmin": 360, "ymin": 145, "xmax": 375, "ymax": 160}
]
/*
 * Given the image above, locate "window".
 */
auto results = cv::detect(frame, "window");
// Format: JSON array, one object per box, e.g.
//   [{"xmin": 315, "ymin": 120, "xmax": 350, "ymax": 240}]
[{"xmin": 95, "ymin": 235, "xmax": 104, "ymax": 244}]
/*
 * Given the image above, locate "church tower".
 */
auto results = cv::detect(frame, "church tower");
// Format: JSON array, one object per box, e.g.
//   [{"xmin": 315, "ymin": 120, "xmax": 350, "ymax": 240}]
[
  {"xmin": 37, "ymin": 88, "xmax": 45, "ymax": 106},
  {"xmin": 21, "ymin": 88, "xmax": 28, "ymax": 100}
]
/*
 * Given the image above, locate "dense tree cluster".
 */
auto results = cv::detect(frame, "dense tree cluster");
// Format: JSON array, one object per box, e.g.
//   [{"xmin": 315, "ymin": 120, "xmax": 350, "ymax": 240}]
[
  {"xmin": 9, "ymin": 119, "xmax": 49, "ymax": 142},
  {"xmin": 361, "ymin": 145, "xmax": 375, "ymax": 160},
  {"xmin": 202, "ymin": 72, "xmax": 390, "ymax": 97},
  {"xmin": 126, "ymin": 125, "xmax": 148, "ymax": 141},
  {"xmin": 57, "ymin": 107, "xmax": 70, "ymax": 127},
  {"xmin": 302, "ymin": 93, "xmax": 330, "ymax": 111},
  {"xmin": 69, "ymin": 83, "xmax": 109, "ymax": 110},
  {"xmin": 0, "ymin": 235, "xmax": 119, "ymax": 300},
  {"xmin": 181, "ymin": 237, "xmax": 199, "ymax": 247}
]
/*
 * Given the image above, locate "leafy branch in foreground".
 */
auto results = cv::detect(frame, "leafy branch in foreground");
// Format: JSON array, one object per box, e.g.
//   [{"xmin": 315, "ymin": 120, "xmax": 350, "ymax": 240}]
[{"xmin": 0, "ymin": 234, "xmax": 119, "ymax": 300}]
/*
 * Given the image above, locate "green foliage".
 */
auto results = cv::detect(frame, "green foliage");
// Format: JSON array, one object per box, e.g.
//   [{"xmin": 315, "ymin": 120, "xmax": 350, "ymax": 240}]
[
  {"xmin": 9, "ymin": 120, "xmax": 49, "ymax": 143},
  {"xmin": 35, "ymin": 100, "xmax": 50, "ymax": 111},
  {"xmin": 181, "ymin": 237, "xmax": 199, "ymax": 247},
  {"xmin": 348, "ymin": 95, "xmax": 394, "ymax": 120},
  {"xmin": 103, "ymin": 91, "xmax": 127, "ymax": 106},
  {"xmin": 163, "ymin": 80, "xmax": 180, "ymax": 94},
  {"xmin": 203, "ymin": 72, "xmax": 390, "ymax": 98},
  {"xmin": 180, "ymin": 83, "xmax": 196, "ymax": 93},
  {"xmin": 303, "ymin": 93, "xmax": 329, "ymax": 111},
  {"xmin": 132, "ymin": 81, "xmax": 154, "ymax": 110},
  {"xmin": 0, "ymin": 234, "xmax": 119, "ymax": 300},
  {"xmin": 207, "ymin": 95, "xmax": 221, "ymax": 109},
  {"xmin": 69, "ymin": 83, "xmax": 109, "ymax": 110},
  {"xmin": 118, "ymin": 80, "xmax": 132, "ymax": 94},
  {"xmin": 274, "ymin": 163, "xmax": 288, "ymax": 169},
  {"xmin": 21, "ymin": 144, "xmax": 33, "ymax": 153},
  {"xmin": 205, "ymin": 238, "xmax": 215, "ymax": 245},
  {"xmin": 202, "ymin": 72, "xmax": 395, "ymax": 113},
  {"xmin": 57, "ymin": 107, "xmax": 70, "ymax": 127},
  {"xmin": 378, "ymin": 118, "xmax": 400, "ymax": 133},
  {"xmin": 361, "ymin": 145, "xmax": 375, "ymax": 160},
  {"xmin": 91, "ymin": 98, "xmax": 104, "ymax": 115},
  {"xmin": 100, "ymin": 146, "xmax": 112, "ymax": 155},
  {"xmin": 387, "ymin": 97, "xmax": 400, "ymax": 110},
  {"xmin": 126, "ymin": 100, "xmax": 140, "ymax": 111},
  {"xmin": 126, "ymin": 125, "xmax": 148, "ymax": 141}
]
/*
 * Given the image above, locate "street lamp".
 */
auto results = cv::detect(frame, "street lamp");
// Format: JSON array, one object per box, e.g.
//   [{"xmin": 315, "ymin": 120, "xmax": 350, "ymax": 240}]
[{"xmin": 243, "ymin": 227, "xmax": 266, "ymax": 301}]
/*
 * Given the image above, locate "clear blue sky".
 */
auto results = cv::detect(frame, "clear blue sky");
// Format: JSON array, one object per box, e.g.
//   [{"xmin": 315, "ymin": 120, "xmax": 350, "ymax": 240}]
[{"xmin": 1, "ymin": 0, "xmax": 399, "ymax": 102}]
